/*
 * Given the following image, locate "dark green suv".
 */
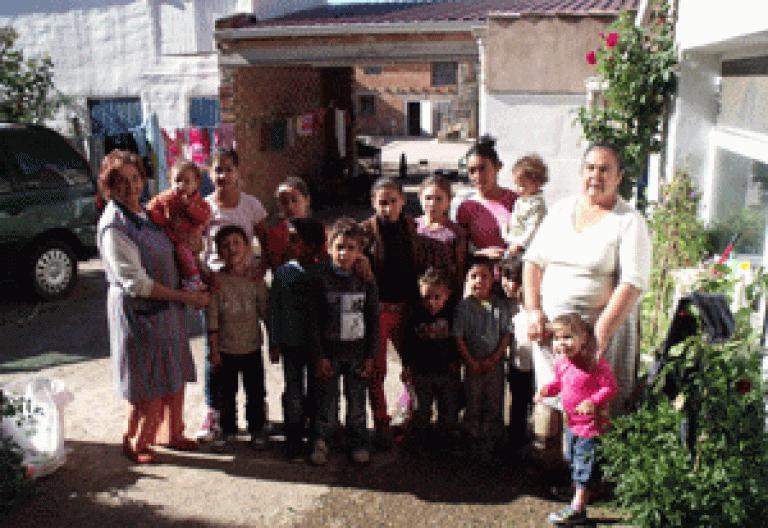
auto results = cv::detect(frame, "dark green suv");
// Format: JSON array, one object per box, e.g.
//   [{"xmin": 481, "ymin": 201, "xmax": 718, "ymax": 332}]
[{"xmin": 0, "ymin": 123, "xmax": 98, "ymax": 300}]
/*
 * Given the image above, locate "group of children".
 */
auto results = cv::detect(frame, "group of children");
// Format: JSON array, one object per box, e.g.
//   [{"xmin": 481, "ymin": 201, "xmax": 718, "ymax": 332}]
[{"xmin": 145, "ymin": 145, "xmax": 619, "ymax": 525}]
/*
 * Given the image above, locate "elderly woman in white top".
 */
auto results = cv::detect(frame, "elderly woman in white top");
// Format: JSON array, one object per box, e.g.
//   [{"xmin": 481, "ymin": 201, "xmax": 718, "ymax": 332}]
[
  {"xmin": 98, "ymin": 150, "xmax": 210, "ymax": 464},
  {"xmin": 523, "ymin": 142, "xmax": 651, "ymax": 417}
]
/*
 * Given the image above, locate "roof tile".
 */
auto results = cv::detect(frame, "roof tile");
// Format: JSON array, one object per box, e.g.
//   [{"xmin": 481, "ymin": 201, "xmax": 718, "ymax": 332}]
[{"xmin": 224, "ymin": 0, "xmax": 639, "ymax": 29}]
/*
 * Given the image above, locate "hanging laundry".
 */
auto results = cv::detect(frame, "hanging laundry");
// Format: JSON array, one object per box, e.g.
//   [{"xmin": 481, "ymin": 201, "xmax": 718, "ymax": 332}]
[
  {"xmin": 202, "ymin": 127, "xmax": 212, "ymax": 161},
  {"xmin": 143, "ymin": 113, "xmax": 169, "ymax": 193},
  {"xmin": 336, "ymin": 108, "xmax": 346, "ymax": 158},
  {"xmin": 188, "ymin": 127, "xmax": 205, "ymax": 166}
]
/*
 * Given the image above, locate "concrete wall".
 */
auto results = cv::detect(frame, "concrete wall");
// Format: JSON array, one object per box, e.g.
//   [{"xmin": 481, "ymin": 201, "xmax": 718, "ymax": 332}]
[
  {"xmin": 486, "ymin": 15, "xmax": 614, "ymax": 93},
  {"xmin": 485, "ymin": 93, "xmax": 586, "ymax": 205}
]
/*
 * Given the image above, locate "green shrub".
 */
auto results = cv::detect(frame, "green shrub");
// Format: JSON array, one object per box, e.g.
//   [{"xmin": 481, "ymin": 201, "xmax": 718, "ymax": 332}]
[{"xmin": 603, "ymin": 279, "xmax": 768, "ymax": 527}]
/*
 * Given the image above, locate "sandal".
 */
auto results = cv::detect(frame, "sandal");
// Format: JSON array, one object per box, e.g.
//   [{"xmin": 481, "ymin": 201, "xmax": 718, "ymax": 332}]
[
  {"xmin": 167, "ymin": 437, "xmax": 198, "ymax": 452},
  {"xmin": 123, "ymin": 436, "xmax": 158, "ymax": 464}
]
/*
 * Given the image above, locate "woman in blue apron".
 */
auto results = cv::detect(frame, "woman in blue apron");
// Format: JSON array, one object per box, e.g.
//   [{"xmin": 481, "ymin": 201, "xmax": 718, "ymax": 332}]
[{"xmin": 97, "ymin": 150, "xmax": 210, "ymax": 464}]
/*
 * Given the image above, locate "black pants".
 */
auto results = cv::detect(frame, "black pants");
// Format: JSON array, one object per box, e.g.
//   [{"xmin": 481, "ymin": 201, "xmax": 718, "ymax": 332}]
[
  {"xmin": 216, "ymin": 351, "xmax": 266, "ymax": 437},
  {"xmin": 507, "ymin": 367, "xmax": 534, "ymax": 445},
  {"xmin": 281, "ymin": 345, "xmax": 316, "ymax": 446}
]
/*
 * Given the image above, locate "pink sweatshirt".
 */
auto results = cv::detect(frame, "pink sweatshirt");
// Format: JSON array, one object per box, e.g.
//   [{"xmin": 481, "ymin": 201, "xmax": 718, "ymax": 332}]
[{"xmin": 541, "ymin": 356, "xmax": 618, "ymax": 438}]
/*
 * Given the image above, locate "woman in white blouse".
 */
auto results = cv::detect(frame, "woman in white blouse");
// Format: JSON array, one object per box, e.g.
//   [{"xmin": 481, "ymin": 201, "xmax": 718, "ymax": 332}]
[
  {"xmin": 98, "ymin": 150, "xmax": 210, "ymax": 464},
  {"xmin": 523, "ymin": 143, "xmax": 651, "ymax": 419}
]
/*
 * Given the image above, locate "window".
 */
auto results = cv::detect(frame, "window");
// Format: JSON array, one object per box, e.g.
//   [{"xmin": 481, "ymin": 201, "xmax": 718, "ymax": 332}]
[
  {"xmin": 358, "ymin": 94, "xmax": 375, "ymax": 116},
  {"xmin": 189, "ymin": 97, "xmax": 221, "ymax": 128},
  {"xmin": 0, "ymin": 128, "xmax": 91, "ymax": 190},
  {"xmin": 88, "ymin": 98, "xmax": 142, "ymax": 137},
  {"xmin": 432, "ymin": 62, "xmax": 458, "ymax": 87}
]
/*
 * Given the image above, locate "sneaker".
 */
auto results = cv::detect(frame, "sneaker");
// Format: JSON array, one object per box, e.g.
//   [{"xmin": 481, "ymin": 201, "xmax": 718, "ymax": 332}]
[
  {"xmin": 310, "ymin": 439, "xmax": 329, "ymax": 466},
  {"xmin": 249, "ymin": 429, "xmax": 268, "ymax": 451},
  {"xmin": 196, "ymin": 410, "xmax": 220, "ymax": 443},
  {"xmin": 350, "ymin": 448, "xmax": 370, "ymax": 465},
  {"xmin": 547, "ymin": 505, "xmax": 586, "ymax": 525}
]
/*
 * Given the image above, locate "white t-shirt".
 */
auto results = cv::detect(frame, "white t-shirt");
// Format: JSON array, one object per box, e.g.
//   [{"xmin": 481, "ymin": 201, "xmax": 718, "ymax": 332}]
[
  {"xmin": 202, "ymin": 192, "xmax": 268, "ymax": 272},
  {"xmin": 524, "ymin": 195, "xmax": 651, "ymax": 322}
]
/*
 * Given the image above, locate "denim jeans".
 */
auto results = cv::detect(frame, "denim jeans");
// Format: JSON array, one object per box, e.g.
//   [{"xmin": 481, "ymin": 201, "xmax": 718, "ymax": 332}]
[
  {"xmin": 315, "ymin": 355, "xmax": 369, "ymax": 449},
  {"xmin": 216, "ymin": 351, "xmax": 266, "ymax": 436},
  {"xmin": 281, "ymin": 345, "xmax": 316, "ymax": 446},
  {"xmin": 565, "ymin": 427, "xmax": 600, "ymax": 489}
]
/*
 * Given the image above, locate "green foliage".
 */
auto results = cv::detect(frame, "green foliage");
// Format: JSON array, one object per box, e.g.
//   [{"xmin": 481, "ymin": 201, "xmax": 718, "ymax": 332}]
[
  {"xmin": 0, "ymin": 26, "xmax": 65, "ymax": 123},
  {"xmin": 0, "ymin": 392, "xmax": 35, "ymax": 511},
  {"xmin": 641, "ymin": 167, "xmax": 712, "ymax": 355},
  {"xmin": 574, "ymin": 1, "xmax": 677, "ymax": 201},
  {"xmin": 603, "ymin": 271, "xmax": 768, "ymax": 527}
]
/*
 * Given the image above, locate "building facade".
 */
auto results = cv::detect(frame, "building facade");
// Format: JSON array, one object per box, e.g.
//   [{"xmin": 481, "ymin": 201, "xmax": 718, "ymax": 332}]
[
  {"xmin": 667, "ymin": 0, "xmax": 768, "ymax": 258},
  {"xmin": 0, "ymin": 0, "xmax": 324, "ymax": 144}
]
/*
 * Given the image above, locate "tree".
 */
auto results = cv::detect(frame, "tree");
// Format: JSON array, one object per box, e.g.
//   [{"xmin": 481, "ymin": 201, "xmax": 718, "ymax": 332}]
[{"xmin": 0, "ymin": 26, "xmax": 65, "ymax": 123}]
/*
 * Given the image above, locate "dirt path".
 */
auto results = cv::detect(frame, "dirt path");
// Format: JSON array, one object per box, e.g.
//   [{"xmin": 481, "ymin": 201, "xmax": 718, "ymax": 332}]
[{"xmin": 0, "ymin": 261, "xmax": 626, "ymax": 527}]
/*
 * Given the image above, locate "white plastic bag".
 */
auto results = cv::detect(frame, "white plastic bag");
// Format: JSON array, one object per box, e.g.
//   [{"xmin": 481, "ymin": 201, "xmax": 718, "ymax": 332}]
[{"xmin": 1, "ymin": 378, "xmax": 74, "ymax": 478}]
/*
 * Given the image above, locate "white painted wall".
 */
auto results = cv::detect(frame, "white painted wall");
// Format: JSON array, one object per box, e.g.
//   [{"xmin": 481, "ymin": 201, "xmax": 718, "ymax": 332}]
[
  {"xmin": 665, "ymin": 53, "xmax": 720, "ymax": 221},
  {"xmin": 485, "ymin": 93, "xmax": 587, "ymax": 206},
  {"xmin": 677, "ymin": 0, "xmax": 768, "ymax": 52},
  {"xmin": 0, "ymin": 0, "xmax": 325, "ymax": 136}
]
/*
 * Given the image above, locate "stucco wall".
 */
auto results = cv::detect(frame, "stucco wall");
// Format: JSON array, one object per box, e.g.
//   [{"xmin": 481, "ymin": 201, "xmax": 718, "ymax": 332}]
[
  {"xmin": 677, "ymin": 0, "xmax": 768, "ymax": 52},
  {"xmin": 485, "ymin": 93, "xmax": 586, "ymax": 205},
  {"xmin": 486, "ymin": 15, "xmax": 615, "ymax": 93}
]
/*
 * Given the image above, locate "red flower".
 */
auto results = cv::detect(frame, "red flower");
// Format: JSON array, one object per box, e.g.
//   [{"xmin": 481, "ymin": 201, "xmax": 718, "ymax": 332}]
[
  {"xmin": 586, "ymin": 50, "xmax": 597, "ymax": 65},
  {"xmin": 606, "ymin": 32, "xmax": 619, "ymax": 48},
  {"xmin": 598, "ymin": 32, "xmax": 605, "ymax": 38},
  {"xmin": 736, "ymin": 379, "xmax": 752, "ymax": 394}
]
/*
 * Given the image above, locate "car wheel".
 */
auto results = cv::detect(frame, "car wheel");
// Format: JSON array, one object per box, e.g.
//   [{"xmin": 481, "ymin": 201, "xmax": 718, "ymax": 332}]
[{"xmin": 30, "ymin": 240, "xmax": 77, "ymax": 301}]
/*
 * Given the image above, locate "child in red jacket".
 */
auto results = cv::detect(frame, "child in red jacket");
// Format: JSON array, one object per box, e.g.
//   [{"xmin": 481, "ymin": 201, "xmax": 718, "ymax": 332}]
[{"xmin": 147, "ymin": 159, "xmax": 211, "ymax": 290}]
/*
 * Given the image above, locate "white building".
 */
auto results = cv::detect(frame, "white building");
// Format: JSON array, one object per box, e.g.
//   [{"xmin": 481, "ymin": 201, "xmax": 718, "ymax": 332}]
[
  {"xmin": 0, "ymin": 0, "xmax": 324, "ymax": 140},
  {"xmin": 667, "ymin": 0, "xmax": 768, "ymax": 258}
]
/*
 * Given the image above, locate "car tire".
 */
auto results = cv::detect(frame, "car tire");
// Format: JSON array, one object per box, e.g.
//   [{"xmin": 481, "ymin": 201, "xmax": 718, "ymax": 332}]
[{"xmin": 30, "ymin": 240, "xmax": 77, "ymax": 301}]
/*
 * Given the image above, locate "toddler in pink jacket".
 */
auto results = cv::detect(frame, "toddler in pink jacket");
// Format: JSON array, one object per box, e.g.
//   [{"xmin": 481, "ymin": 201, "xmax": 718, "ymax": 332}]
[{"xmin": 535, "ymin": 313, "xmax": 617, "ymax": 525}]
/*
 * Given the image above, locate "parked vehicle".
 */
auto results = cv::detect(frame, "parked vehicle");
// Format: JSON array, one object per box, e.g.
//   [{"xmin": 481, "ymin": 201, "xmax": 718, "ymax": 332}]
[{"xmin": 0, "ymin": 123, "xmax": 98, "ymax": 300}]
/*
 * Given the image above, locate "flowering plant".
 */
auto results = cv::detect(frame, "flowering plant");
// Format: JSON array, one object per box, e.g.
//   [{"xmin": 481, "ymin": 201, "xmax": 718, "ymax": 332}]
[{"xmin": 574, "ymin": 1, "xmax": 677, "ymax": 203}]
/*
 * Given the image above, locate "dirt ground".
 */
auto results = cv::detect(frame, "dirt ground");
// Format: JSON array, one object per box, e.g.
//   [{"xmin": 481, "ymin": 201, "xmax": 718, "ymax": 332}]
[{"xmin": 0, "ymin": 259, "xmax": 627, "ymax": 527}]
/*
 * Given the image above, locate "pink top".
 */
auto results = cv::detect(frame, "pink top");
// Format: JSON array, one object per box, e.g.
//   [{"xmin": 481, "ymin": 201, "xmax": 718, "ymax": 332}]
[
  {"xmin": 455, "ymin": 189, "xmax": 517, "ymax": 250},
  {"xmin": 541, "ymin": 356, "xmax": 618, "ymax": 438}
]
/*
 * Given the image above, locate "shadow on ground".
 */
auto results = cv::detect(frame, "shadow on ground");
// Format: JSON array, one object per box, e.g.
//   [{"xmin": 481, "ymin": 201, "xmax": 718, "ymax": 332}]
[{"xmin": 2, "ymin": 435, "xmax": 626, "ymax": 527}]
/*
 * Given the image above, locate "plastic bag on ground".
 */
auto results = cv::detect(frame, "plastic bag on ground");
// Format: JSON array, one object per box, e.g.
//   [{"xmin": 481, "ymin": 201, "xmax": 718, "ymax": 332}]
[{"xmin": 0, "ymin": 378, "xmax": 74, "ymax": 478}]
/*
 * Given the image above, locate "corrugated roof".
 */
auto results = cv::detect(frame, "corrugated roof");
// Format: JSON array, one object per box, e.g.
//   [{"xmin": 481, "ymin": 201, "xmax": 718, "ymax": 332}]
[{"xmin": 219, "ymin": 0, "xmax": 638, "ymax": 30}]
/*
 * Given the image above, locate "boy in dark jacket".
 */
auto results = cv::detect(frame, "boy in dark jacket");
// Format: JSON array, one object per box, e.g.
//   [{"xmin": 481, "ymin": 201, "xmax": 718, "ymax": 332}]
[{"xmin": 307, "ymin": 218, "xmax": 379, "ymax": 465}]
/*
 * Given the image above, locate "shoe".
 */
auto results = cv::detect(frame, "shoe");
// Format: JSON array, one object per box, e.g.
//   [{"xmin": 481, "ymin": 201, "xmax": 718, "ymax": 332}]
[
  {"xmin": 196, "ymin": 410, "xmax": 220, "ymax": 443},
  {"xmin": 310, "ymin": 439, "xmax": 329, "ymax": 466},
  {"xmin": 249, "ymin": 430, "xmax": 268, "ymax": 451},
  {"xmin": 350, "ymin": 448, "xmax": 370, "ymax": 464},
  {"xmin": 547, "ymin": 505, "xmax": 586, "ymax": 525}
]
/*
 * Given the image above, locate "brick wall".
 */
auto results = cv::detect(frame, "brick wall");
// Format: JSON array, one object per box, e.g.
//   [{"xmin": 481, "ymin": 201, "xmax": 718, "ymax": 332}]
[
  {"xmin": 227, "ymin": 65, "xmax": 353, "ymax": 208},
  {"xmin": 353, "ymin": 63, "xmax": 458, "ymax": 137}
]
